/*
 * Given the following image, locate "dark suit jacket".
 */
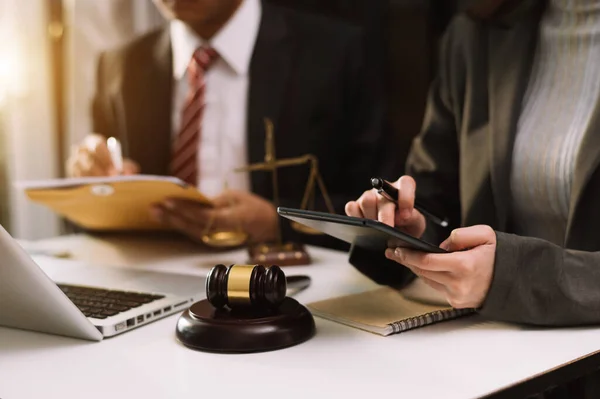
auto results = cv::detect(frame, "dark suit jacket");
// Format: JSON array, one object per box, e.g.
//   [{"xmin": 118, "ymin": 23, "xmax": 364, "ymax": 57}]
[
  {"xmin": 91, "ymin": 2, "xmax": 386, "ymax": 250},
  {"xmin": 351, "ymin": 0, "xmax": 600, "ymax": 326}
]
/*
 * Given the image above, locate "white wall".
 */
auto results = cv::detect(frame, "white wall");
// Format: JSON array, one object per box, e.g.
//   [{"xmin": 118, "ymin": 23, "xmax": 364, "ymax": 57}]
[
  {"xmin": 0, "ymin": 0, "xmax": 164, "ymax": 239},
  {"xmin": 0, "ymin": 0, "xmax": 61, "ymax": 239}
]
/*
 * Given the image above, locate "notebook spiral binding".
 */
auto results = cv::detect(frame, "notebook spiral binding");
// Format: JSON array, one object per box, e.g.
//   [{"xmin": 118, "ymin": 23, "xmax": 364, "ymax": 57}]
[{"xmin": 389, "ymin": 308, "xmax": 476, "ymax": 334}]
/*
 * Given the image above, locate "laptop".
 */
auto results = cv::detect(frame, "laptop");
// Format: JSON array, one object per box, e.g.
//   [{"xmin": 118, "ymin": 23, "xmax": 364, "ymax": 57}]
[{"xmin": 0, "ymin": 224, "xmax": 206, "ymax": 341}]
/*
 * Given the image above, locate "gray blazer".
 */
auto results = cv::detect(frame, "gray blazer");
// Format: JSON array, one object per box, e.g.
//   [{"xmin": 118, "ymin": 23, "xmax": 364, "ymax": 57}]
[{"xmin": 351, "ymin": 0, "xmax": 600, "ymax": 327}]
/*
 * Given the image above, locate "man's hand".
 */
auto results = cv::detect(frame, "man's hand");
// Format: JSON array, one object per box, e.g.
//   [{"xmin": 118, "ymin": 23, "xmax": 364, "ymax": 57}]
[
  {"xmin": 66, "ymin": 134, "xmax": 139, "ymax": 177},
  {"xmin": 385, "ymin": 225, "xmax": 497, "ymax": 309},
  {"xmin": 151, "ymin": 190, "xmax": 279, "ymax": 244}
]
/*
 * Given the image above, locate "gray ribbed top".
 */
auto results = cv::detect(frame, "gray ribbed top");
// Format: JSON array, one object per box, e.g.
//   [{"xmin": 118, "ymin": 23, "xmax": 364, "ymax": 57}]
[{"xmin": 510, "ymin": 0, "xmax": 600, "ymax": 245}]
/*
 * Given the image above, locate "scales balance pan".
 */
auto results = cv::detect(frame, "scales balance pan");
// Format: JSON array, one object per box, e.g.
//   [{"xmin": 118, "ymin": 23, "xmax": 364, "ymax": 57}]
[
  {"xmin": 200, "ymin": 208, "xmax": 249, "ymax": 248},
  {"xmin": 235, "ymin": 154, "xmax": 336, "ymax": 239},
  {"xmin": 199, "ymin": 181, "xmax": 250, "ymax": 248},
  {"xmin": 201, "ymin": 231, "xmax": 248, "ymax": 248},
  {"xmin": 199, "ymin": 118, "xmax": 336, "ymax": 265}
]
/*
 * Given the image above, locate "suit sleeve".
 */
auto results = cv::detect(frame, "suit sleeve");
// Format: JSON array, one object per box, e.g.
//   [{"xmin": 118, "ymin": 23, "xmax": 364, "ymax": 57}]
[
  {"xmin": 340, "ymin": 29, "xmax": 388, "ymax": 203},
  {"xmin": 480, "ymin": 232, "xmax": 600, "ymax": 326},
  {"xmin": 347, "ymin": 19, "xmax": 463, "ymax": 286},
  {"xmin": 91, "ymin": 52, "xmax": 109, "ymax": 135},
  {"xmin": 279, "ymin": 28, "xmax": 387, "ymax": 251},
  {"xmin": 319, "ymin": 28, "xmax": 388, "ymax": 215},
  {"xmin": 405, "ymin": 23, "xmax": 462, "ymax": 246},
  {"xmin": 91, "ymin": 51, "xmax": 121, "ymax": 140}
]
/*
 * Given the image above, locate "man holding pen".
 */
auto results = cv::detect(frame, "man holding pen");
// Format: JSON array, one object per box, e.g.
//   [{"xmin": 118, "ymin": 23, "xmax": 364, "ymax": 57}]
[{"xmin": 66, "ymin": 0, "xmax": 386, "ymax": 249}]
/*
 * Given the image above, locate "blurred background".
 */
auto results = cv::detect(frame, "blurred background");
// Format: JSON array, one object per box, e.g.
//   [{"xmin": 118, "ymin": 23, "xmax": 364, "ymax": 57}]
[{"xmin": 0, "ymin": 0, "xmax": 462, "ymax": 240}]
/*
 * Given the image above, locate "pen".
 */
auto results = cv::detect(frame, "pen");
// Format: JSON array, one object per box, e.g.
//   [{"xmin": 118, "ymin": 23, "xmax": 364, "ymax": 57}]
[
  {"xmin": 286, "ymin": 275, "xmax": 311, "ymax": 296},
  {"xmin": 370, "ymin": 177, "xmax": 449, "ymax": 228},
  {"xmin": 106, "ymin": 137, "xmax": 124, "ymax": 175}
]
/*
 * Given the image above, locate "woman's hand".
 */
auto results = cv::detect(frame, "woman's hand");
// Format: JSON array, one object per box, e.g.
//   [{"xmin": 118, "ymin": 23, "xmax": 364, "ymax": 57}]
[
  {"xmin": 345, "ymin": 175, "xmax": 426, "ymax": 238},
  {"xmin": 385, "ymin": 225, "xmax": 496, "ymax": 309}
]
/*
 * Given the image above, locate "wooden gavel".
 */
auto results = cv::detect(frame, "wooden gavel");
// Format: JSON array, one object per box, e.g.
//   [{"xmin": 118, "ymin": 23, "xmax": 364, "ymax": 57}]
[
  {"xmin": 177, "ymin": 264, "xmax": 315, "ymax": 353},
  {"xmin": 206, "ymin": 264, "xmax": 287, "ymax": 310}
]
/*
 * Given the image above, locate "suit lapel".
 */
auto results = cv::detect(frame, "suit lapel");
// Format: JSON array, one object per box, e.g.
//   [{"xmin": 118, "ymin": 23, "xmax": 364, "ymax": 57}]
[
  {"xmin": 247, "ymin": 3, "xmax": 292, "ymax": 195},
  {"xmin": 487, "ymin": 9, "xmax": 540, "ymax": 231},
  {"xmin": 119, "ymin": 28, "xmax": 173, "ymax": 175}
]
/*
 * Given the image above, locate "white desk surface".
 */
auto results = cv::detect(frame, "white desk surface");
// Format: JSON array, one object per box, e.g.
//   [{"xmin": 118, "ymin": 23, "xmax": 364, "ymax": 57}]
[{"xmin": 3, "ymin": 234, "xmax": 600, "ymax": 399}]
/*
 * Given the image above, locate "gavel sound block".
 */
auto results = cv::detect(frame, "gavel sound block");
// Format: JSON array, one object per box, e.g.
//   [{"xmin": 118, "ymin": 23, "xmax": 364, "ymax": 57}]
[{"xmin": 176, "ymin": 264, "xmax": 316, "ymax": 353}]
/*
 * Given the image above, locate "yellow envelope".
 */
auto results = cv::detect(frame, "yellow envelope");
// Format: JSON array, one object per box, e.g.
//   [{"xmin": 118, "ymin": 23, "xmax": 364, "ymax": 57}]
[{"xmin": 20, "ymin": 175, "xmax": 212, "ymax": 231}]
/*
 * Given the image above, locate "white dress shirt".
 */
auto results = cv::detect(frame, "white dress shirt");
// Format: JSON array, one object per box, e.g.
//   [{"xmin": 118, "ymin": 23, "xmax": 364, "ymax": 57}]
[{"xmin": 170, "ymin": 0, "xmax": 261, "ymax": 197}]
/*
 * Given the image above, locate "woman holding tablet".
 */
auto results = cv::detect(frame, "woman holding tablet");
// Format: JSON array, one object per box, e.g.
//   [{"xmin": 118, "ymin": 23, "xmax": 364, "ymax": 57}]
[
  {"xmin": 347, "ymin": 0, "xmax": 600, "ymax": 329},
  {"xmin": 347, "ymin": 1, "xmax": 600, "ymax": 395}
]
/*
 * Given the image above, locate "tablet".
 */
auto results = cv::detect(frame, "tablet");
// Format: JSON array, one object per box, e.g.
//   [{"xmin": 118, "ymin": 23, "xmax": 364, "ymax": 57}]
[{"xmin": 277, "ymin": 207, "xmax": 446, "ymax": 254}]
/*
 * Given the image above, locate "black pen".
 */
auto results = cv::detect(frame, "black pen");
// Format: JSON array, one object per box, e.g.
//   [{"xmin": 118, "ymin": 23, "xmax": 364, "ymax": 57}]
[
  {"xmin": 370, "ymin": 177, "xmax": 449, "ymax": 228},
  {"xmin": 286, "ymin": 275, "xmax": 311, "ymax": 296}
]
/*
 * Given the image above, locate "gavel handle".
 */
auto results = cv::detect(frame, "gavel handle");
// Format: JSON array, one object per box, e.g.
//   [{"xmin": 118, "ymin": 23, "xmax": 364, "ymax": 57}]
[{"xmin": 286, "ymin": 275, "xmax": 311, "ymax": 296}]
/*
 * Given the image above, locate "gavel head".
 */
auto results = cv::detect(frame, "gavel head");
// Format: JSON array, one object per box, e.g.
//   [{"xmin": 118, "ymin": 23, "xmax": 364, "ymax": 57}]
[{"xmin": 205, "ymin": 264, "xmax": 287, "ymax": 310}]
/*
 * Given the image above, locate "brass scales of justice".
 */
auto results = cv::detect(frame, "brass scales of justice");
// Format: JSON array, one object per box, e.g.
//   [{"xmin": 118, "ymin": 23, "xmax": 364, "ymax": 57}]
[{"xmin": 199, "ymin": 118, "xmax": 335, "ymax": 266}]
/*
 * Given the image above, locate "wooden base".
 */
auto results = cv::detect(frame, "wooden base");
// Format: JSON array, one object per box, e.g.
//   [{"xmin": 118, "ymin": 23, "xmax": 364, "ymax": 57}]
[
  {"xmin": 247, "ymin": 242, "xmax": 311, "ymax": 266},
  {"xmin": 175, "ymin": 298, "xmax": 316, "ymax": 353}
]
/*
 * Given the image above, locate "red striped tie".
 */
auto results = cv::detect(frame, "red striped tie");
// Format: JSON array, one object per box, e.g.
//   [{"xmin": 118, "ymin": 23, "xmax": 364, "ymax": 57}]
[{"xmin": 170, "ymin": 47, "xmax": 219, "ymax": 185}]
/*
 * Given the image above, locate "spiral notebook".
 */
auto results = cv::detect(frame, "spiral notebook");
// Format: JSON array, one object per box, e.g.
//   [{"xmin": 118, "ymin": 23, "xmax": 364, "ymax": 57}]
[{"xmin": 307, "ymin": 287, "xmax": 474, "ymax": 336}]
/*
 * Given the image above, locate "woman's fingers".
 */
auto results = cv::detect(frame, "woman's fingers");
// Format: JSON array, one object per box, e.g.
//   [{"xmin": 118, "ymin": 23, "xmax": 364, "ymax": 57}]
[
  {"xmin": 357, "ymin": 190, "xmax": 378, "ymax": 220},
  {"xmin": 347, "ymin": 175, "xmax": 426, "ymax": 237},
  {"xmin": 345, "ymin": 201, "xmax": 364, "ymax": 218},
  {"xmin": 396, "ymin": 175, "xmax": 417, "ymax": 221}
]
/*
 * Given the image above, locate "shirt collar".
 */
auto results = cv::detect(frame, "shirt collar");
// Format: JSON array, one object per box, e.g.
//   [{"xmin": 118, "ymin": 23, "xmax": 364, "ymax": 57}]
[{"xmin": 170, "ymin": 0, "xmax": 261, "ymax": 79}]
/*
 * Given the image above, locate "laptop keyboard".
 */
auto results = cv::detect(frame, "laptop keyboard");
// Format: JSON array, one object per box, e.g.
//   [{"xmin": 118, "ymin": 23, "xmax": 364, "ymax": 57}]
[{"xmin": 57, "ymin": 284, "xmax": 165, "ymax": 320}]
